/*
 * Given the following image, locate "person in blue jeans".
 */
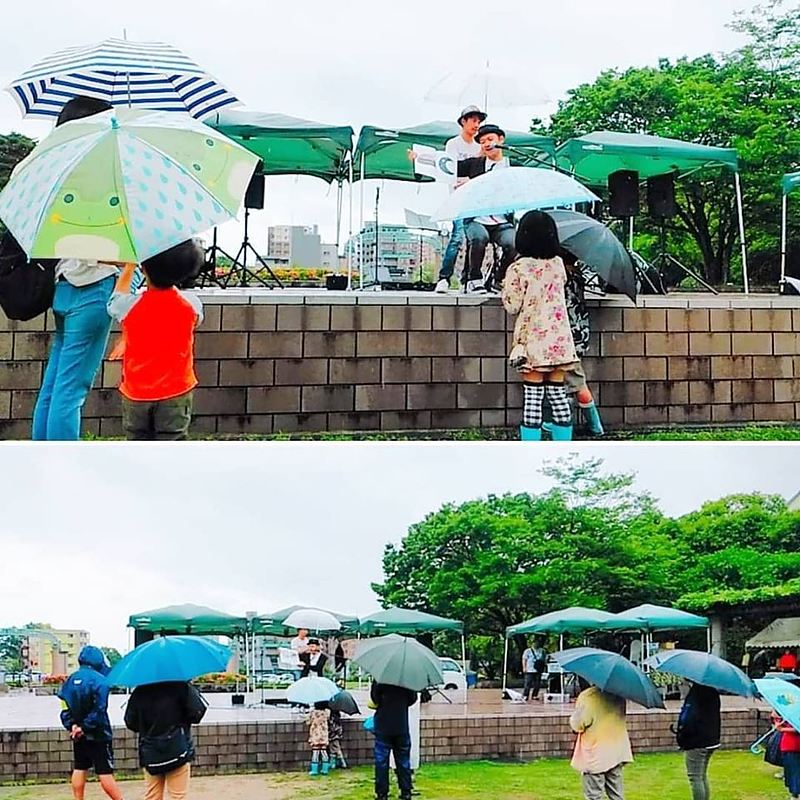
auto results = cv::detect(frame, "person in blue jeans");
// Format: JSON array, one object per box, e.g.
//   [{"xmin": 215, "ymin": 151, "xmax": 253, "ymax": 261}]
[
  {"xmin": 370, "ymin": 681, "xmax": 417, "ymax": 800},
  {"xmin": 32, "ymin": 95, "xmax": 120, "ymax": 440}
]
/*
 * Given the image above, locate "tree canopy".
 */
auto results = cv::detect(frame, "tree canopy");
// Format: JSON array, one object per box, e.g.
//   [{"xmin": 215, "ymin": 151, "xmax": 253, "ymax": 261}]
[
  {"xmin": 533, "ymin": 1, "xmax": 800, "ymax": 286},
  {"xmin": 373, "ymin": 457, "xmax": 800, "ymax": 672}
]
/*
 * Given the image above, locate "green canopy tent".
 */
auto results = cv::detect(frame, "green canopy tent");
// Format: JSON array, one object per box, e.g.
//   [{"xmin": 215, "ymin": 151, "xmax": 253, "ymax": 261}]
[
  {"xmin": 128, "ymin": 603, "xmax": 246, "ymax": 636},
  {"xmin": 503, "ymin": 607, "xmax": 618, "ymax": 691},
  {"xmin": 781, "ymin": 173, "xmax": 800, "ymax": 285},
  {"xmin": 606, "ymin": 604, "xmax": 711, "ymax": 665},
  {"xmin": 349, "ymin": 122, "xmax": 556, "ymax": 288},
  {"xmin": 556, "ymin": 131, "xmax": 748, "ymax": 292},
  {"xmin": 358, "ymin": 607, "xmax": 467, "ymax": 702},
  {"xmin": 206, "ymin": 109, "xmax": 355, "ymax": 277}
]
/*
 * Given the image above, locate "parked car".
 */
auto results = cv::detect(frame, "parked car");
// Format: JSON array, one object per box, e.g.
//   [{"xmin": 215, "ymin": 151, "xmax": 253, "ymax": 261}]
[{"xmin": 438, "ymin": 657, "xmax": 478, "ymax": 691}]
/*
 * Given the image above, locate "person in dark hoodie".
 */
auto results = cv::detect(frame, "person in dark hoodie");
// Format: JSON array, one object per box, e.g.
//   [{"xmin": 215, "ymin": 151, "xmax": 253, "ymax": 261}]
[
  {"xmin": 123, "ymin": 680, "xmax": 207, "ymax": 800},
  {"xmin": 370, "ymin": 681, "xmax": 418, "ymax": 800},
  {"xmin": 59, "ymin": 645, "xmax": 124, "ymax": 800},
  {"xmin": 673, "ymin": 682, "xmax": 721, "ymax": 800}
]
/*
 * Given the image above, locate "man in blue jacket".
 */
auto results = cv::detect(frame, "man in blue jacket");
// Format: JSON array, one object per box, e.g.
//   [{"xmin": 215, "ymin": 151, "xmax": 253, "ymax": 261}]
[{"xmin": 59, "ymin": 646, "xmax": 124, "ymax": 800}]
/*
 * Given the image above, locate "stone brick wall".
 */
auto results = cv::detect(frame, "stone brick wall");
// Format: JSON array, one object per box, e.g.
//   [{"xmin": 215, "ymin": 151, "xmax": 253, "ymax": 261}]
[
  {"xmin": 0, "ymin": 291, "xmax": 797, "ymax": 438},
  {"xmin": 0, "ymin": 709, "xmax": 770, "ymax": 782}
]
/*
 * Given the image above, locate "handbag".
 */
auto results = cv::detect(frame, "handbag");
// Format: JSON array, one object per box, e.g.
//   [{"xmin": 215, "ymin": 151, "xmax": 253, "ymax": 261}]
[
  {"xmin": 764, "ymin": 730, "xmax": 784, "ymax": 767},
  {"xmin": 139, "ymin": 726, "xmax": 192, "ymax": 775}
]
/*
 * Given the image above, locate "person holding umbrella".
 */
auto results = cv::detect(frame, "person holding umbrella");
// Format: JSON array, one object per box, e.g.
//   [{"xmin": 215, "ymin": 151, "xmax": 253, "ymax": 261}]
[
  {"xmin": 370, "ymin": 681, "xmax": 418, "ymax": 800},
  {"xmin": 570, "ymin": 682, "xmax": 633, "ymax": 800},
  {"xmin": 672, "ymin": 683, "xmax": 720, "ymax": 800},
  {"xmin": 31, "ymin": 96, "xmax": 120, "ymax": 441},
  {"xmin": 123, "ymin": 680, "xmax": 207, "ymax": 799}
]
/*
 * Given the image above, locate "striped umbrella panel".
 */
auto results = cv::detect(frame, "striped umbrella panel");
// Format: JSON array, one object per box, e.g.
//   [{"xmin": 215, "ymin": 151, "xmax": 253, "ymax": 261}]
[{"xmin": 7, "ymin": 38, "xmax": 239, "ymax": 119}]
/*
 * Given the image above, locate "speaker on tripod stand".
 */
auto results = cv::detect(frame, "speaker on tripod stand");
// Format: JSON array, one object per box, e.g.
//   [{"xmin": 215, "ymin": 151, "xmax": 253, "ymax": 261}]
[
  {"xmin": 220, "ymin": 162, "xmax": 283, "ymax": 289},
  {"xmin": 647, "ymin": 173, "xmax": 717, "ymax": 293}
]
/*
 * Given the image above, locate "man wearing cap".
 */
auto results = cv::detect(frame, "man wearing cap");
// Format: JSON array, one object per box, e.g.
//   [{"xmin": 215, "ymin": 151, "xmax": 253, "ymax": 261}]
[
  {"xmin": 434, "ymin": 105, "xmax": 487, "ymax": 294},
  {"xmin": 457, "ymin": 124, "xmax": 518, "ymax": 292}
]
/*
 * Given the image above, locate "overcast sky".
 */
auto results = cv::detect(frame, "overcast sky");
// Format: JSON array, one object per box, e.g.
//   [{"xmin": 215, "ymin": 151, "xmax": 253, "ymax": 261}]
[
  {"xmin": 0, "ymin": 443, "xmax": 796, "ymax": 651},
  {"xmin": 0, "ymin": 0, "xmax": 759, "ymax": 251}
]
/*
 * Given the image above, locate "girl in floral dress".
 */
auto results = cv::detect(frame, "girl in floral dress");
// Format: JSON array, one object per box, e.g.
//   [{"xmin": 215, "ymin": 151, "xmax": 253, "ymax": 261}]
[{"xmin": 502, "ymin": 211, "xmax": 579, "ymax": 441}]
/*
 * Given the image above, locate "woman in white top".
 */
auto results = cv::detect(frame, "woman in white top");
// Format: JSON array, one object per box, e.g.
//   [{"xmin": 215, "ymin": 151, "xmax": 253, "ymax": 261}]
[{"xmin": 32, "ymin": 97, "xmax": 120, "ymax": 441}]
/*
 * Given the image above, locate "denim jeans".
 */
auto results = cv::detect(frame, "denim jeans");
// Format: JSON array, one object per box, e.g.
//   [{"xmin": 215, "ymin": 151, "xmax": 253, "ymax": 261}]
[
  {"xmin": 374, "ymin": 732, "xmax": 412, "ymax": 799},
  {"xmin": 685, "ymin": 748, "xmax": 714, "ymax": 800},
  {"xmin": 439, "ymin": 219, "xmax": 465, "ymax": 280},
  {"xmin": 32, "ymin": 277, "xmax": 115, "ymax": 441}
]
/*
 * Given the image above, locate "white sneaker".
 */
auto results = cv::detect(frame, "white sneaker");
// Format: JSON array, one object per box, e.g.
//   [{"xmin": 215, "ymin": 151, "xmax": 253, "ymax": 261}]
[
  {"xmin": 466, "ymin": 280, "xmax": 487, "ymax": 294},
  {"xmin": 435, "ymin": 278, "xmax": 450, "ymax": 293}
]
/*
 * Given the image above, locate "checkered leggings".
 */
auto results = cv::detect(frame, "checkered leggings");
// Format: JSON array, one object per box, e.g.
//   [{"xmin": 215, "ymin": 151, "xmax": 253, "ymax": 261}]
[{"xmin": 522, "ymin": 383, "xmax": 572, "ymax": 428}]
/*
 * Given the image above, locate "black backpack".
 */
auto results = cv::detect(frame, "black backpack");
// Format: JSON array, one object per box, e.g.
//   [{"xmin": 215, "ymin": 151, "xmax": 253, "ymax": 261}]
[{"xmin": 0, "ymin": 231, "xmax": 57, "ymax": 321}]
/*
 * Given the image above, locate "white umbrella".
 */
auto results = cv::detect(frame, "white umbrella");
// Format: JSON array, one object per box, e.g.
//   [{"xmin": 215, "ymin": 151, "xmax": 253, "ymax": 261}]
[
  {"xmin": 283, "ymin": 608, "xmax": 342, "ymax": 632},
  {"xmin": 425, "ymin": 61, "xmax": 549, "ymax": 111},
  {"xmin": 433, "ymin": 166, "xmax": 600, "ymax": 222}
]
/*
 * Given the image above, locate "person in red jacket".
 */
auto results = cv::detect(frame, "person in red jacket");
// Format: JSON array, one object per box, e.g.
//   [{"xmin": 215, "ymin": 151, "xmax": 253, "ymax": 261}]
[
  {"xmin": 773, "ymin": 711, "xmax": 800, "ymax": 799},
  {"xmin": 108, "ymin": 240, "xmax": 203, "ymax": 440}
]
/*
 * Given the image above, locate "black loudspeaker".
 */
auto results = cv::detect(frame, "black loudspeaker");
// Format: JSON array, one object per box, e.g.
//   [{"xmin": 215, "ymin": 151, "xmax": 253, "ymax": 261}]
[
  {"xmin": 608, "ymin": 170, "xmax": 640, "ymax": 217},
  {"xmin": 134, "ymin": 630, "xmax": 155, "ymax": 647},
  {"xmin": 647, "ymin": 173, "xmax": 677, "ymax": 218},
  {"xmin": 244, "ymin": 171, "xmax": 265, "ymax": 210}
]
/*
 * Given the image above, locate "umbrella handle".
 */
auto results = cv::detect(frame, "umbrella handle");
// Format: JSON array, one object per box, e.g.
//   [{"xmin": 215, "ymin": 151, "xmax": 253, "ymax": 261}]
[{"xmin": 750, "ymin": 724, "xmax": 778, "ymax": 754}]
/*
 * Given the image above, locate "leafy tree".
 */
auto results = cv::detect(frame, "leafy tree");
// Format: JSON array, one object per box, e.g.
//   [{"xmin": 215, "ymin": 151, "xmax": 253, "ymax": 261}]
[
  {"xmin": 373, "ymin": 459, "xmax": 682, "ymax": 672},
  {"xmin": 533, "ymin": 2, "xmax": 800, "ymax": 285},
  {"xmin": 0, "ymin": 133, "xmax": 35, "ymax": 191},
  {"xmin": 0, "ymin": 632, "xmax": 23, "ymax": 672}
]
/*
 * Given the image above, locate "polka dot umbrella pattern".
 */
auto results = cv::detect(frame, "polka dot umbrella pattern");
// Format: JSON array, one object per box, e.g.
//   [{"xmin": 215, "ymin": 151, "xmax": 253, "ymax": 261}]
[{"xmin": 0, "ymin": 108, "xmax": 259, "ymax": 263}]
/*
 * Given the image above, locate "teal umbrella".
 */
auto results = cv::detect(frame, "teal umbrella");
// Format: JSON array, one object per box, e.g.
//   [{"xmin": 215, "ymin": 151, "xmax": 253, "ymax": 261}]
[
  {"xmin": 106, "ymin": 635, "xmax": 231, "ymax": 687},
  {"xmin": 554, "ymin": 647, "xmax": 664, "ymax": 709},
  {"xmin": 353, "ymin": 634, "xmax": 443, "ymax": 692},
  {"xmin": 647, "ymin": 649, "xmax": 756, "ymax": 697}
]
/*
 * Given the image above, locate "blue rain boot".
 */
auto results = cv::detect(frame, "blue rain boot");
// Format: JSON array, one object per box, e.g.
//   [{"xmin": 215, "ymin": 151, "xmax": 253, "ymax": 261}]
[
  {"xmin": 581, "ymin": 402, "xmax": 605, "ymax": 436},
  {"xmin": 520, "ymin": 425, "xmax": 542, "ymax": 441},
  {"xmin": 309, "ymin": 761, "xmax": 320, "ymax": 777},
  {"xmin": 549, "ymin": 423, "xmax": 573, "ymax": 441},
  {"xmin": 328, "ymin": 758, "xmax": 336, "ymax": 770},
  {"xmin": 321, "ymin": 759, "xmax": 331, "ymax": 776}
]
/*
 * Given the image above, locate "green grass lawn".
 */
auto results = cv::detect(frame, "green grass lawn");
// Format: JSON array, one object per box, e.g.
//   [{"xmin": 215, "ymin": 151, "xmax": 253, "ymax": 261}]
[
  {"xmin": 193, "ymin": 424, "xmax": 800, "ymax": 442},
  {"xmin": 0, "ymin": 752, "xmax": 786, "ymax": 800}
]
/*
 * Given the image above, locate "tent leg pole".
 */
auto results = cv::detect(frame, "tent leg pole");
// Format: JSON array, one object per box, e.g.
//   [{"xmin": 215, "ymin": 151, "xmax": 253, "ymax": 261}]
[
  {"xmin": 335, "ymin": 178, "xmax": 343, "ymax": 256},
  {"xmin": 734, "ymin": 173, "xmax": 749, "ymax": 294},
  {"xmin": 502, "ymin": 638, "xmax": 509, "ymax": 693},
  {"xmin": 461, "ymin": 634, "xmax": 468, "ymax": 705},
  {"xmin": 781, "ymin": 194, "xmax": 789, "ymax": 286},
  {"xmin": 706, "ymin": 627, "xmax": 712, "ymax": 654},
  {"xmin": 629, "ymin": 217, "xmax": 634, "ymax": 251},
  {"xmin": 347, "ymin": 159, "xmax": 354, "ymax": 291},
  {"xmin": 359, "ymin": 154, "xmax": 365, "ymax": 290}
]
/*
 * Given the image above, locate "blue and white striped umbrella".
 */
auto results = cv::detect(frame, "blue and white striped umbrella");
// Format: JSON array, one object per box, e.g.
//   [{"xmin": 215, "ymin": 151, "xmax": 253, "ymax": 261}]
[{"xmin": 7, "ymin": 38, "xmax": 240, "ymax": 120}]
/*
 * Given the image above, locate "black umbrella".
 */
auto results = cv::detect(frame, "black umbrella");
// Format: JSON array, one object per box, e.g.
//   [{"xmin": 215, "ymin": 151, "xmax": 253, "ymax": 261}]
[
  {"xmin": 328, "ymin": 689, "xmax": 359, "ymax": 715},
  {"xmin": 547, "ymin": 210, "xmax": 637, "ymax": 300}
]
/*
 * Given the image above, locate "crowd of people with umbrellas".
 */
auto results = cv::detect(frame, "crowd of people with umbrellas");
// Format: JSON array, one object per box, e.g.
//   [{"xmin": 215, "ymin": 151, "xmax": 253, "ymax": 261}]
[{"xmin": 52, "ymin": 599, "xmax": 800, "ymax": 800}]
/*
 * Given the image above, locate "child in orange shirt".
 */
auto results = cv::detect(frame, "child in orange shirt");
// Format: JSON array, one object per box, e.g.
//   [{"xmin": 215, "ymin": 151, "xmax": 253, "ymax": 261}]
[{"xmin": 108, "ymin": 240, "xmax": 203, "ymax": 440}]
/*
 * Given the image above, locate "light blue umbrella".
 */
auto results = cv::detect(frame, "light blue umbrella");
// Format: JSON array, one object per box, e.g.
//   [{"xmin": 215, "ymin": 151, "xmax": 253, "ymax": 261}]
[
  {"xmin": 554, "ymin": 647, "xmax": 665, "ymax": 709},
  {"xmin": 7, "ymin": 38, "xmax": 239, "ymax": 120},
  {"xmin": 106, "ymin": 635, "xmax": 231, "ymax": 687},
  {"xmin": 755, "ymin": 678, "xmax": 800, "ymax": 732},
  {"xmin": 647, "ymin": 649, "xmax": 756, "ymax": 697},
  {"xmin": 433, "ymin": 166, "xmax": 600, "ymax": 222},
  {"xmin": 286, "ymin": 676, "xmax": 340, "ymax": 706}
]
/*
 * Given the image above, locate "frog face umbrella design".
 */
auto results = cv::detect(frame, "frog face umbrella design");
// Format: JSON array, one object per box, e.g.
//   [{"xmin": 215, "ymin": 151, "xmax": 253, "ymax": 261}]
[{"xmin": 0, "ymin": 108, "xmax": 259, "ymax": 263}]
